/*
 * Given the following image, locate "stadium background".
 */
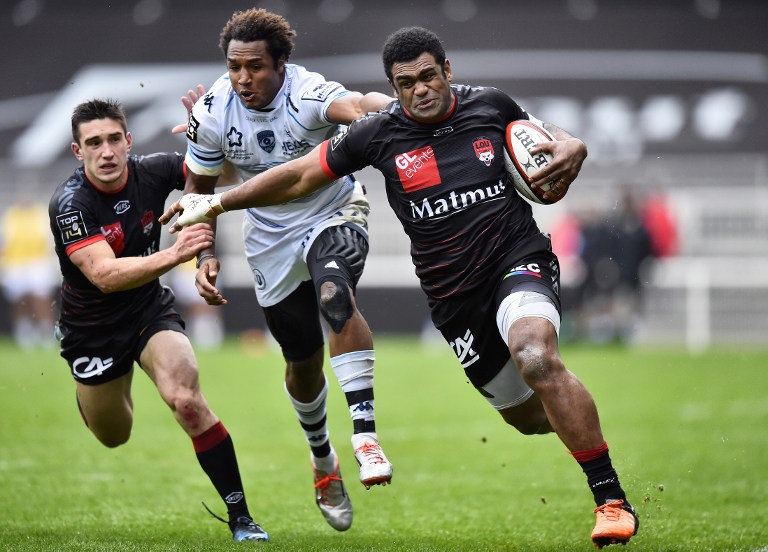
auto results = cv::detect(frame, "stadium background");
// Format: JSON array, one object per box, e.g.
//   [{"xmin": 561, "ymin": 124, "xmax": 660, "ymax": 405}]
[{"xmin": 1, "ymin": 0, "xmax": 766, "ymax": 348}]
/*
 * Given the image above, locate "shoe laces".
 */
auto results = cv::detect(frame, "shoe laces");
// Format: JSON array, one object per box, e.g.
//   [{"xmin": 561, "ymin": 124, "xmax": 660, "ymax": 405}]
[
  {"xmin": 355, "ymin": 441, "xmax": 386, "ymax": 464},
  {"xmin": 594, "ymin": 499, "xmax": 626, "ymax": 521},
  {"xmin": 314, "ymin": 469, "xmax": 345, "ymax": 505}
]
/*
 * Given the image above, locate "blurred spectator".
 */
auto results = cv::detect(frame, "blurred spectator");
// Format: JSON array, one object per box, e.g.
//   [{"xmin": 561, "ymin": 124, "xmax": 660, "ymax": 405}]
[
  {"xmin": 0, "ymin": 200, "xmax": 57, "ymax": 349},
  {"xmin": 579, "ymin": 189, "xmax": 655, "ymax": 343},
  {"xmin": 549, "ymin": 208, "xmax": 587, "ymax": 341},
  {"xmin": 640, "ymin": 190, "xmax": 678, "ymax": 257},
  {"xmin": 167, "ymin": 259, "xmax": 224, "ymax": 350}
]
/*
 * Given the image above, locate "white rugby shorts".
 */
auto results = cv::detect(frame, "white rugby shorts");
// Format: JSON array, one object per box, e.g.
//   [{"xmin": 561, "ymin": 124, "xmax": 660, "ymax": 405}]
[{"xmin": 243, "ymin": 178, "xmax": 370, "ymax": 307}]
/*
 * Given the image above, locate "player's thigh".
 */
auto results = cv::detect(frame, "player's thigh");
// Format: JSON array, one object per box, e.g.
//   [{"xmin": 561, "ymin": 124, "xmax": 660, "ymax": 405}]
[
  {"xmin": 76, "ymin": 371, "xmax": 134, "ymax": 428},
  {"xmin": 140, "ymin": 329, "xmax": 200, "ymax": 399},
  {"xmin": 262, "ymin": 280, "xmax": 324, "ymax": 362}
]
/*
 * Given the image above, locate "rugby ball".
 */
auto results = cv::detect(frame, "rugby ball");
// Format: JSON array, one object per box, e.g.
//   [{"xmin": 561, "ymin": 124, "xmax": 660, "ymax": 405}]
[{"xmin": 503, "ymin": 120, "xmax": 557, "ymax": 205}]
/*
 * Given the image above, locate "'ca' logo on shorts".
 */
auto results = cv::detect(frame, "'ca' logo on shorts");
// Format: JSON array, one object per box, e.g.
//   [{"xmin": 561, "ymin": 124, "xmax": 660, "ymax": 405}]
[{"xmin": 72, "ymin": 356, "xmax": 114, "ymax": 378}]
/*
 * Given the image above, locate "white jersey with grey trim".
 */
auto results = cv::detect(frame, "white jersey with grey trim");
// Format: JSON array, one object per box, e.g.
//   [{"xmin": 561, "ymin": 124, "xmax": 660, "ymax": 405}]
[{"xmin": 185, "ymin": 64, "xmax": 357, "ymax": 230}]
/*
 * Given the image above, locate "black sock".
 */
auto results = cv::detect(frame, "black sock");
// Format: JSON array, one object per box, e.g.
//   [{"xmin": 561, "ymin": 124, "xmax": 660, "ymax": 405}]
[
  {"xmin": 193, "ymin": 421, "xmax": 250, "ymax": 523},
  {"xmin": 572, "ymin": 441, "xmax": 627, "ymax": 506},
  {"xmin": 577, "ymin": 451, "xmax": 626, "ymax": 506}
]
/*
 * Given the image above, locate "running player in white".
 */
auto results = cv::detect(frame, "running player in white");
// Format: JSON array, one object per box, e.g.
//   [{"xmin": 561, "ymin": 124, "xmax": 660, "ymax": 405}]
[{"xmin": 180, "ymin": 8, "xmax": 394, "ymax": 531}]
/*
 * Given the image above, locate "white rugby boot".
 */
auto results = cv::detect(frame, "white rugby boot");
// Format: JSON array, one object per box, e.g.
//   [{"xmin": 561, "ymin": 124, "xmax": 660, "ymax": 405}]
[{"xmin": 351, "ymin": 432, "xmax": 393, "ymax": 489}]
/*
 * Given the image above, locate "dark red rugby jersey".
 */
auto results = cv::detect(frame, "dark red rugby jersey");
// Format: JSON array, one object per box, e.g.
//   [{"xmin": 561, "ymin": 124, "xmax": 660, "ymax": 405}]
[
  {"xmin": 322, "ymin": 85, "xmax": 546, "ymax": 299},
  {"xmin": 49, "ymin": 153, "xmax": 185, "ymax": 328}
]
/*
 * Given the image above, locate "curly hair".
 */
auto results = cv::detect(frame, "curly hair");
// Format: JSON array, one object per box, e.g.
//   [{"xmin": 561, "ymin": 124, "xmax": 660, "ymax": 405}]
[
  {"xmin": 382, "ymin": 27, "xmax": 446, "ymax": 81},
  {"xmin": 219, "ymin": 8, "xmax": 296, "ymax": 68},
  {"xmin": 71, "ymin": 99, "xmax": 127, "ymax": 144}
]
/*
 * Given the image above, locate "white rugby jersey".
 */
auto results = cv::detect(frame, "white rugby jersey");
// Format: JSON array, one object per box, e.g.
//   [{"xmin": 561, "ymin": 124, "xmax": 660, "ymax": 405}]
[{"xmin": 185, "ymin": 64, "xmax": 355, "ymax": 230}]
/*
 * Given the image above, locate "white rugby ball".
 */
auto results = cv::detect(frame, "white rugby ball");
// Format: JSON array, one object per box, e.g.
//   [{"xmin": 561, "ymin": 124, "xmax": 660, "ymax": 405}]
[{"xmin": 503, "ymin": 120, "xmax": 557, "ymax": 205}]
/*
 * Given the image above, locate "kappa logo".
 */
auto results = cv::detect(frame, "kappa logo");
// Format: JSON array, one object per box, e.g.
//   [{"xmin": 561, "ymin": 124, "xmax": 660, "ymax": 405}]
[
  {"xmin": 473, "ymin": 137, "xmax": 495, "ymax": 166},
  {"xmin": 353, "ymin": 402, "xmax": 373, "ymax": 412},
  {"xmin": 449, "ymin": 329, "xmax": 480, "ymax": 368},
  {"xmin": 203, "ymin": 92, "xmax": 214, "ymax": 113},
  {"xmin": 72, "ymin": 356, "xmax": 114, "ymax": 379}
]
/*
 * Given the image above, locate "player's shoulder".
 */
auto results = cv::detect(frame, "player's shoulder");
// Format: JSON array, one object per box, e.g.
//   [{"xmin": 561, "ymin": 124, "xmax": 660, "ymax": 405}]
[
  {"xmin": 130, "ymin": 153, "xmax": 184, "ymax": 186},
  {"xmin": 455, "ymin": 84, "xmax": 525, "ymax": 121},
  {"xmin": 50, "ymin": 168, "xmax": 90, "ymax": 215},
  {"xmin": 453, "ymin": 83, "xmax": 511, "ymax": 104},
  {"xmin": 191, "ymin": 73, "xmax": 235, "ymax": 119},
  {"xmin": 347, "ymin": 105, "xmax": 392, "ymax": 134},
  {"xmin": 287, "ymin": 63, "xmax": 346, "ymax": 104}
]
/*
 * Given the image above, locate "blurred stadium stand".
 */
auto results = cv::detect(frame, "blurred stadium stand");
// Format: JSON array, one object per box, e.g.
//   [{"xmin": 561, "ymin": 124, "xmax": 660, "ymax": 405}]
[{"xmin": 1, "ymin": 0, "xmax": 766, "ymax": 348}]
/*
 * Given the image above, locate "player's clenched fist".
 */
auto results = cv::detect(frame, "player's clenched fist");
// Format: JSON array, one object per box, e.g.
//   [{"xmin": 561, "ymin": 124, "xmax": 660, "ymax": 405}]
[{"xmin": 160, "ymin": 193, "xmax": 226, "ymax": 233}]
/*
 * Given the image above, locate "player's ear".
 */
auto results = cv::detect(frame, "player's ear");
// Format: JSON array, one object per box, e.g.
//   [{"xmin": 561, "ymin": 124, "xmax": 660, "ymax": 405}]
[
  {"xmin": 443, "ymin": 59, "xmax": 452, "ymax": 82},
  {"xmin": 71, "ymin": 142, "xmax": 83, "ymax": 161},
  {"xmin": 125, "ymin": 131, "xmax": 133, "ymax": 152}
]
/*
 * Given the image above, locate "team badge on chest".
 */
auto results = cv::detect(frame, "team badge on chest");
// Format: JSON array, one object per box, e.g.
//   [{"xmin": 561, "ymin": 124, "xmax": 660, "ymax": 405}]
[
  {"xmin": 257, "ymin": 130, "xmax": 276, "ymax": 153},
  {"xmin": 473, "ymin": 137, "xmax": 495, "ymax": 166}
]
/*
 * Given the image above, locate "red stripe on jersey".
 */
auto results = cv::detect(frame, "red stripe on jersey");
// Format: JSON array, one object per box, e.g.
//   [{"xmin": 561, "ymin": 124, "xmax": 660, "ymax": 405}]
[
  {"xmin": 65, "ymin": 234, "xmax": 105, "ymax": 256},
  {"xmin": 192, "ymin": 421, "xmax": 229, "ymax": 453},
  {"xmin": 319, "ymin": 140, "xmax": 341, "ymax": 180}
]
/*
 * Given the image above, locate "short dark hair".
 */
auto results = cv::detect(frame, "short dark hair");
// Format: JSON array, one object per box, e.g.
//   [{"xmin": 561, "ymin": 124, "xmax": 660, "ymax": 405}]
[
  {"xmin": 71, "ymin": 99, "xmax": 127, "ymax": 144},
  {"xmin": 219, "ymin": 8, "xmax": 296, "ymax": 68},
  {"xmin": 382, "ymin": 26, "xmax": 446, "ymax": 81}
]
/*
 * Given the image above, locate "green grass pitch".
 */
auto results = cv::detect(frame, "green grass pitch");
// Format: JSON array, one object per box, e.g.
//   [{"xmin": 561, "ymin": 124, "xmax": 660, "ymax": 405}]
[{"xmin": 1, "ymin": 336, "xmax": 767, "ymax": 551}]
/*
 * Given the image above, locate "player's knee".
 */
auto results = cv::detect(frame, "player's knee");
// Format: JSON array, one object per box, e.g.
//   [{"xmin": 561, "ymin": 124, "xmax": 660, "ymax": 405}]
[
  {"xmin": 499, "ymin": 398, "xmax": 552, "ymax": 435},
  {"xmin": 505, "ymin": 413, "xmax": 551, "ymax": 435},
  {"xmin": 168, "ymin": 390, "xmax": 206, "ymax": 432},
  {"xmin": 93, "ymin": 426, "xmax": 132, "ymax": 448},
  {"xmin": 318, "ymin": 277, "xmax": 354, "ymax": 334},
  {"xmin": 510, "ymin": 341, "xmax": 558, "ymax": 388}
]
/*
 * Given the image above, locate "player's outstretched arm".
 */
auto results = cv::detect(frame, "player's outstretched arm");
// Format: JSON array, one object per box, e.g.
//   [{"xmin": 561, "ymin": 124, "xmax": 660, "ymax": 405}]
[
  {"xmin": 69, "ymin": 223, "xmax": 214, "ymax": 293},
  {"xmin": 160, "ymin": 146, "xmax": 335, "ymax": 233}
]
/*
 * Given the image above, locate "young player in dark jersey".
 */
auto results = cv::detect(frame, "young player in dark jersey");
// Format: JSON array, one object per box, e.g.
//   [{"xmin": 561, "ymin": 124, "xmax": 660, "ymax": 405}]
[
  {"xmin": 160, "ymin": 27, "xmax": 640, "ymax": 549},
  {"xmin": 49, "ymin": 98, "xmax": 268, "ymax": 543}
]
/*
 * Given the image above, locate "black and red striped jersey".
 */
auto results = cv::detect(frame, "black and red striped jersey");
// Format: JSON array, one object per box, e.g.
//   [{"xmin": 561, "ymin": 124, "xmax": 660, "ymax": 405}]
[
  {"xmin": 49, "ymin": 153, "xmax": 185, "ymax": 328},
  {"xmin": 322, "ymin": 84, "xmax": 547, "ymax": 300}
]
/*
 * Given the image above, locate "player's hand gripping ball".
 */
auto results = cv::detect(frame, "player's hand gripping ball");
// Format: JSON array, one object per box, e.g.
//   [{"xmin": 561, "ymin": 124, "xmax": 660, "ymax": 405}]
[{"xmin": 503, "ymin": 120, "xmax": 558, "ymax": 205}]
